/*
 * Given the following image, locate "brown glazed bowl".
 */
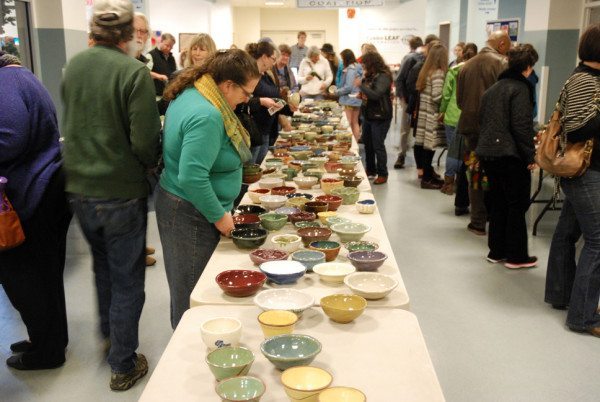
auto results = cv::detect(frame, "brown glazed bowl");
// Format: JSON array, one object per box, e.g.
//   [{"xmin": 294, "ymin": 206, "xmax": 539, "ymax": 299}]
[
  {"xmin": 271, "ymin": 186, "xmax": 297, "ymax": 197},
  {"xmin": 297, "ymin": 227, "xmax": 333, "ymax": 246},
  {"xmin": 315, "ymin": 195, "xmax": 343, "ymax": 212},
  {"xmin": 324, "ymin": 161, "xmax": 342, "ymax": 173},
  {"xmin": 304, "ymin": 201, "xmax": 329, "ymax": 214},
  {"xmin": 216, "ymin": 270, "xmax": 267, "ymax": 297},
  {"xmin": 289, "ymin": 211, "xmax": 317, "ymax": 224},
  {"xmin": 343, "ymin": 176, "xmax": 364, "ymax": 188},
  {"xmin": 249, "ymin": 248, "xmax": 289, "ymax": 266}
]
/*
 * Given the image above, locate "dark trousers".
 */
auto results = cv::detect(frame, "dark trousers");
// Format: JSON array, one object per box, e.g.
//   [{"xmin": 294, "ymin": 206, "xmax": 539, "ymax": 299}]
[
  {"xmin": 465, "ymin": 136, "xmax": 487, "ymax": 228},
  {"xmin": 481, "ymin": 158, "xmax": 531, "ymax": 262},
  {"xmin": 455, "ymin": 161, "xmax": 470, "ymax": 208},
  {"xmin": 69, "ymin": 195, "xmax": 147, "ymax": 373},
  {"xmin": 413, "ymin": 145, "xmax": 436, "ymax": 181},
  {"xmin": 545, "ymin": 169, "xmax": 600, "ymax": 330},
  {"xmin": 363, "ymin": 118, "xmax": 391, "ymax": 177},
  {"xmin": 0, "ymin": 169, "xmax": 72, "ymax": 366}
]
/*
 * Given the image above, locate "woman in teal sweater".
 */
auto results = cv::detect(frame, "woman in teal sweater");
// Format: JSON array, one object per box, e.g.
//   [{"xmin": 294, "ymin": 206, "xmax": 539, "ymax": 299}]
[{"xmin": 155, "ymin": 50, "xmax": 260, "ymax": 328}]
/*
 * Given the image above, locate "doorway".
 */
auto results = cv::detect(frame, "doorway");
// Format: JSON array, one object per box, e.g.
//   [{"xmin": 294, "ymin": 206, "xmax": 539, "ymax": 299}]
[
  {"xmin": 1, "ymin": 0, "xmax": 34, "ymax": 71},
  {"xmin": 438, "ymin": 22, "xmax": 450, "ymax": 50}
]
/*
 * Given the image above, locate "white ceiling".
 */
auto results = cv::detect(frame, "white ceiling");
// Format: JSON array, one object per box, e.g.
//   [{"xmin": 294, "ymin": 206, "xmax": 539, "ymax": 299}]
[{"xmin": 230, "ymin": 0, "xmax": 296, "ymax": 8}]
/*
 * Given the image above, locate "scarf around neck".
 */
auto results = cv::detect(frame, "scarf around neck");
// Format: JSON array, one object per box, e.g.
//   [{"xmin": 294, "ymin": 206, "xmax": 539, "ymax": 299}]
[{"xmin": 194, "ymin": 74, "xmax": 252, "ymax": 163}]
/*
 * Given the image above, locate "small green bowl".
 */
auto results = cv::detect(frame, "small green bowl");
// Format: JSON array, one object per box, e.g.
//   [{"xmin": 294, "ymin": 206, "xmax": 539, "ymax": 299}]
[
  {"xmin": 331, "ymin": 187, "xmax": 360, "ymax": 205},
  {"xmin": 281, "ymin": 168, "xmax": 298, "ymax": 181},
  {"xmin": 294, "ymin": 221, "xmax": 322, "ymax": 229},
  {"xmin": 345, "ymin": 241, "xmax": 379, "ymax": 253},
  {"xmin": 259, "ymin": 213, "xmax": 288, "ymax": 231},
  {"xmin": 215, "ymin": 376, "xmax": 266, "ymax": 401},
  {"xmin": 206, "ymin": 346, "xmax": 254, "ymax": 381},
  {"xmin": 324, "ymin": 216, "xmax": 351, "ymax": 228}
]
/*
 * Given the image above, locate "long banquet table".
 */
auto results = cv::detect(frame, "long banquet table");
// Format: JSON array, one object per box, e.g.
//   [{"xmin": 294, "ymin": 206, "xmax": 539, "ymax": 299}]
[{"xmin": 138, "ymin": 305, "xmax": 445, "ymax": 402}]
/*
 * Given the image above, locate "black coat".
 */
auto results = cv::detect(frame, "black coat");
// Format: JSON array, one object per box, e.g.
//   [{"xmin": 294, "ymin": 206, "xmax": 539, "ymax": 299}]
[
  {"xmin": 476, "ymin": 69, "xmax": 536, "ymax": 164},
  {"xmin": 360, "ymin": 73, "xmax": 393, "ymax": 121}
]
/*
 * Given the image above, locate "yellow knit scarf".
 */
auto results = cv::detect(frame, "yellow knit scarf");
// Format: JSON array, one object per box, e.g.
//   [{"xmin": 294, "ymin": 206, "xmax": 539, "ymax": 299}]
[{"xmin": 194, "ymin": 74, "xmax": 252, "ymax": 163}]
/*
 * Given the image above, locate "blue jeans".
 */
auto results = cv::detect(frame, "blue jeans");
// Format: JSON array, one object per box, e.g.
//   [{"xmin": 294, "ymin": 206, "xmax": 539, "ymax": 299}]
[
  {"xmin": 68, "ymin": 195, "xmax": 147, "ymax": 373},
  {"xmin": 155, "ymin": 186, "xmax": 221, "ymax": 329},
  {"xmin": 251, "ymin": 133, "xmax": 270, "ymax": 165},
  {"xmin": 444, "ymin": 125, "xmax": 461, "ymax": 177},
  {"xmin": 545, "ymin": 169, "xmax": 600, "ymax": 331},
  {"xmin": 362, "ymin": 118, "xmax": 391, "ymax": 177}
]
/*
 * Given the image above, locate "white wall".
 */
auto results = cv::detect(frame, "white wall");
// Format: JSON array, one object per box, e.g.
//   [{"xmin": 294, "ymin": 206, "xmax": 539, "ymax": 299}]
[
  {"xmin": 548, "ymin": 0, "xmax": 583, "ymax": 30},
  {"xmin": 232, "ymin": 7, "xmax": 261, "ymax": 48},
  {"xmin": 466, "ymin": 0, "xmax": 499, "ymax": 48},
  {"xmin": 426, "ymin": 0, "xmax": 461, "ymax": 47}
]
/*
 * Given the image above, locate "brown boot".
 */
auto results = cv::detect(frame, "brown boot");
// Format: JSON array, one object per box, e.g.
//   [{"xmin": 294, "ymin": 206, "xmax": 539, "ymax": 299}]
[
  {"xmin": 440, "ymin": 176, "xmax": 455, "ymax": 195},
  {"xmin": 145, "ymin": 256, "xmax": 156, "ymax": 266}
]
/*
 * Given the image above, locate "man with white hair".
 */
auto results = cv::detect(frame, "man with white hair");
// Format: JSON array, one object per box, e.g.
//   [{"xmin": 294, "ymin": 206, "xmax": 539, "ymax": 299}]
[
  {"xmin": 61, "ymin": 0, "xmax": 161, "ymax": 391},
  {"xmin": 297, "ymin": 45, "xmax": 333, "ymax": 99}
]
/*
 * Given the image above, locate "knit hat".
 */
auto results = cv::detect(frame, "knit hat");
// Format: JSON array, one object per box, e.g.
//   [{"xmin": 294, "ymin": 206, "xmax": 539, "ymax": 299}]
[
  {"xmin": 93, "ymin": 0, "xmax": 134, "ymax": 27},
  {"xmin": 0, "ymin": 50, "xmax": 21, "ymax": 68}
]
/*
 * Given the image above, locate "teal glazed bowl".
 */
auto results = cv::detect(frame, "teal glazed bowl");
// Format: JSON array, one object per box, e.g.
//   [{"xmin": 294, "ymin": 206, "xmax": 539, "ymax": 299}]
[
  {"xmin": 294, "ymin": 221, "xmax": 322, "ymax": 230},
  {"xmin": 260, "ymin": 334, "xmax": 322, "ymax": 371},
  {"xmin": 291, "ymin": 249, "xmax": 326, "ymax": 272},
  {"xmin": 231, "ymin": 228, "xmax": 268, "ymax": 249},
  {"xmin": 259, "ymin": 213, "xmax": 288, "ymax": 231},
  {"xmin": 308, "ymin": 240, "xmax": 341, "ymax": 262},
  {"xmin": 215, "ymin": 376, "xmax": 266, "ymax": 402},
  {"xmin": 330, "ymin": 187, "xmax": 360, "ymax": 205},
  {"xmin": 206, "ymin": 346, "xmax": 255, "ymax": 381}
]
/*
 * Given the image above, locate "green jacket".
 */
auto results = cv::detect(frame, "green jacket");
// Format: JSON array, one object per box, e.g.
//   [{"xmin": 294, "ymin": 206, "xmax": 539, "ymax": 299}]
[
  {"xmin": 62, "ymin": 45, "xmax": 161, "ymax": 199},
  {"xmin": 160, "ymin": 88, "xmax": 242, "ymax": 223},
  {"xmin": 440, "ymin": 63, "xmax": 462, "ymax": 127}
]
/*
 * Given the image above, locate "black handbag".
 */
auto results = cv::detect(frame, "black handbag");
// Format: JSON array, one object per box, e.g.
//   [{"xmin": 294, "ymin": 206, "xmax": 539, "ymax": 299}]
[{"xmin": 236, "ymin": 104, "xmax": 262, "ymax": 147}]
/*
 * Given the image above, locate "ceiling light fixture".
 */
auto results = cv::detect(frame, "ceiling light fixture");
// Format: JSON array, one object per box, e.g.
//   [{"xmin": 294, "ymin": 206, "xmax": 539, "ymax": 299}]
[{"xmin": 265, "ymin": 0, "xmax": 284, "ymax": 5}]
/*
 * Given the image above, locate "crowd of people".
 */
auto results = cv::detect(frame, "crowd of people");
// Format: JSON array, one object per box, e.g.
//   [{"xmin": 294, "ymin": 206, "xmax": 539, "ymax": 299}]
[{"xmin": 1, "ymin": 0, "xmax": 600, "ymax": 394}]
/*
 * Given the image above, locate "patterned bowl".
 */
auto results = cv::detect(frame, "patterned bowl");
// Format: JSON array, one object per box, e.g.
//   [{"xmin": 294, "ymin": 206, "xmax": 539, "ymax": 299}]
[{"xmin": 249, "ymin": 248, "xmax": 289, "ymax": 266}]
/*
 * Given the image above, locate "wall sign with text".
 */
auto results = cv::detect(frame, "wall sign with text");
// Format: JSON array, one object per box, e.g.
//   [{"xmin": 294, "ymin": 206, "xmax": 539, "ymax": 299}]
[{"xmin": 297, "ymin": 0, "xmax": 383, "ymax": 9}]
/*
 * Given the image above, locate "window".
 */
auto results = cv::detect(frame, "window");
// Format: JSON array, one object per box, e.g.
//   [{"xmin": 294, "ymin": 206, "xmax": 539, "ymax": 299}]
[{"xmin": 1, "ymin": 0, "xmax": 33, "ymax": 71}]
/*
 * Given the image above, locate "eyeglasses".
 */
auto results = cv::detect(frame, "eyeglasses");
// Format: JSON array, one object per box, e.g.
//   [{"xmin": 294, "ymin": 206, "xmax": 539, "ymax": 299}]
[
  {"xmin": 270, "ymin": 55, "xmax": 277, "ymax": 62},
  {"xmin": 135, "ymin": 29, "xmax": 149, "ymax": 35},
  {"xmin": 236, "ymin": 83, "xmax": 254, "ymax": 99}
]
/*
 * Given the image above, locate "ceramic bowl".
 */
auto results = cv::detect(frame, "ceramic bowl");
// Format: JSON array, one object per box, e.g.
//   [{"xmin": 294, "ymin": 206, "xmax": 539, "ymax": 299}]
[
  {"xmin": 261, "ymin": 334, "xmax": 322, "ymax": 371},
  {"xmin": 248, "ymin": 188, "xmax": 270, "ymax": 204},
  {"xmin": 343, "ymin": 176, "xmax": 364, "ymax": 188},
  {"xmin": 243, "ymin": 163, "xmax": 262, "ymax": 174},
  {"xmin": 258, "ymin": 177, "xmax": 285, "ymax": 189},
  {"xmin": 297, "ymin": 227, "xmax": 332, "ymax": 247},
  {"xmin": 271, "ymin": 186, "xmax": 296, "ymax": 197},
  {"xmin": 309, "ymin": 157, "xmax": 328, "ymax": 169},
  {"xmin": 291, "ymin": 250, "xmax": 326, "ymax": 272},
  {"xmin": 287, "ymin": 192, "xmax": 313, "ymax": 200},
  {"xmin": 312, "ymin": 262, "xmax": 356, "ymax": 283},
  {"xmin": 274, "ymin": 207, "xmax": 301, "ymax": 220},
  {"xmin": 304, "ymin": 131, "xmax": 318, "ymax": 142},
  {"xmin": 216, "ymin": 376, "xmax": 266, "ymax": 402},
  {"xmin": 249, "ymin": 248, "xmax": 289, "ymax": 266},
  {"xmin": 289, "ymin": 211, "xmax": 317, "ymax": 224},
  {"xmin": 290, "ymin": 151, "xmax": 312, "ymax": 161},
  {"xmin": 320, "ymin": 178, "xmax": 344, "ymax": 195},
  {"xmin": 324, "ymin": 216, "xmax": 351, "ymax": 228},
  {"xmin": 339, "ymin": 159, "xmax": 359, "ymax": 170},
  {"xmin": 355, "ymin": 199, "xmax": 376, "ymax": 214},
  {"xmin": 281, "ymin": 168, "xmax": 298, "ymax": 181},
  {"xmin": 281, "ymin": 366, "xmax": 333, "ymax": 402},
  {"xmin": 318, "ymin": 387, "xmax": 367, "ymax": 402},
  {"xmin": 243, "ymin": 170, "xmax": 263, "ymax": 184},
  {"xmin": 320, "ymin": 294, "xmax": 367, "ymax": 323},
  {"xmin": 286, "ymin": 196, "xmax": 310, "ymax": 210},
  {"xmin": 259, "ymin": 260, "xmax": 306, "ymax": 285},
  {"xmin": 201, "ymin": 317, "xmax": 242, "ymax": 350},
  {"xmin": 330, "ymin": 222, "xmax": 371, "ymax": 243},
  {"xmin": 236, "ymin": 205, "xmax": 267, "ymax": 215},
  {"xmin": 258, "ymin": 213, "xmax": 288, "ymax": 231},
  {"xmin": 345, "ymin": 241, "xmax": 379, "ymax": 253},
  {"xmin": 317, "ymin": 211, "xmax": 337, "ymax": 224},
  {"xmin": 303, "ymin": 201, "xmax": 328, "ymax": 214},
  {"xmin": 330, "ymin": 187, "xmax": 360, "ymax": 205},
  {"xmin": 294, "ymin": 221, "xmax": 322, "ymax": 230},
  {"xmin": 265, "ymin": 158, "xmax": 284, "ymax": 171},
  {"xmin": 343, "ymin": 272, "xmax": 398, "ymax": 300},
  {"xmin": 257, "ymin": 310, "xmax": 298, "ymax": 338},
  {"xmin": 324, "ymin": 161, "xmax": 342, "ymax": 174},
  {"xmin": 300, "ymin": 162, "xmax": 317, "ymax": 173},
  {"xmin": 293, "ymin": 176, "xmax": 318, "ymax": 190},
  {"xmin": 347, "ymin": 250, "xmax": 388, "ymax": 271},
  {"xmin": 270, "ymin": 234, "xmax": 303, "ymax": 254},
  {"xmin": 259, "ymin": 195, "xmax": 288, "ymax": 211},
  {"xmin": 315, "ymin": 195, "xmax": 343, "ymax": 211},
  {"xmin": 233, "ymin": 214, "xmax": 261, "ymax": 230},
  {"xmin": 254, "ymin": 289, "xmax": 314, "ymax": 315},
  {"xmin": 263, "ymin": 173, "xmax": 287, "ymax": 181},
  {"xmin": 304, "ymin": 169, "xmax": 325, "ymax": 181},
  {"xmin": 308, "ymin": 240, "xmax": 341, "ymax": 262},
  {"xmin": 337, "ymin": 167, "xmax": 357, "ymax": 178},
  {"xmin": 290, "ymin": 145, "xmax": 311, "ymax": 152},
  {"xmin": 206, "ymin": 346, "xmax": 254, "ymax": 381},
  {"xmin": 231, "ymin": 228, "xmax": 268, "ymax": 249},
  {"xmin": 216, "ymin": 270, "xmax": 267, "ymax": 297}
]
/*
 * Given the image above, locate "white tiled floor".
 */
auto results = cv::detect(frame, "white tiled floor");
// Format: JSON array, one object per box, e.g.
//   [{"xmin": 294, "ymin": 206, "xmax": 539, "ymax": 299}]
[{"xmin": 2, "ymin": 127, "xmax": 600, "ymax": 401}]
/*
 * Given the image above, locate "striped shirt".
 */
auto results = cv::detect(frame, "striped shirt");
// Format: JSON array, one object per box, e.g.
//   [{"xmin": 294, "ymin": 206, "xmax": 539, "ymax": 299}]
[{"xmin": 560, "ymin": 68, "xmax": 600, "ymax": 134}]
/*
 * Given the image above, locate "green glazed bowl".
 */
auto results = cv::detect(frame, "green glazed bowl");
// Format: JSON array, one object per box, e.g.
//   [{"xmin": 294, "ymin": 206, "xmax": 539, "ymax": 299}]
[
  {"xmin": 294, "ymin": 220, "xmax": 321, "ymax": 229},
  {"xmin": 345, "ymin": 241, "xmax": 379, "ymax": 253},
  {"xmin": 286, "ymin": 196, "xmax": 310, "ymax": 210},
  {"xmin": 331, "ymin": 222, "xmax": 371, "ymax": 243},
  {"xmin": 331, "ymin": 187, "xmax": 360, "ymax": 205},
  {"xmin": 206, "ymin": 346, "xmax": 255, "ymax": 381},
  {"xmin": 259, "ymin": 213, "xmax": 288, "ymax": 231},
  {"xmin": 281, "ymin": 168, "xmax": 298, "ymax": 181},
  {"xmin": 215, "ymin": 376, "xmax": 266, "ymax": 402},
  {"xmin": 260, "ymin": 334, "xmax": 322, "ymax": 371},
  {"xmin": 324, "ymin": 216, "xmax": 351, "ymax": 228}
]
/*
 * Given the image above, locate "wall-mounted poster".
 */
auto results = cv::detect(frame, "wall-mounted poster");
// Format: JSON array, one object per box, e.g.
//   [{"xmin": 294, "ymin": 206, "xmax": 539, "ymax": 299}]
[{"xmin": 485, "ymin": 18, "xmax": 520, "ymax": 42}]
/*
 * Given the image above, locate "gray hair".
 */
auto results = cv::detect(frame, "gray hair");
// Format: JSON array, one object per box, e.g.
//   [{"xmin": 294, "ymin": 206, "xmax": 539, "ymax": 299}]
[
  {"xmin": 307, "ymin": 46, "xmax": 320, "ymax": 58},
  {"xmin": 89, "ymin": 19, "xmax": 134, "ymax": 45},
  {"xmin": 161, "ymin": 33, "xmax": 176, "ymax": 44},
  {"xmin": 134, "ymin": 12, "xmax": 150, "ymax": 32}
]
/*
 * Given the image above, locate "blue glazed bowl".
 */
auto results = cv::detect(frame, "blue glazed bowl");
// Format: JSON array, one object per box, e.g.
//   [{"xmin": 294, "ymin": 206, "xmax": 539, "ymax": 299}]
[
  {"xmin": 259, "ymin": 260, "xmax": 306, "ymax": 284},
  {"xmin": 260, "ymin": 334, "xmax": 322, "ymax": 371},
  {"xmin": 291, "ymin": 250, "xmax": 326, "ymax": 272}
]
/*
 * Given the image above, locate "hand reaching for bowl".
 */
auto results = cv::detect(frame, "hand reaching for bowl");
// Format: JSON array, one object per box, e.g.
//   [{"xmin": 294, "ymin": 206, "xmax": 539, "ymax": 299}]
[{"xmin": 215, "ymin": 212, "xmax": 235, "ymax": 237}]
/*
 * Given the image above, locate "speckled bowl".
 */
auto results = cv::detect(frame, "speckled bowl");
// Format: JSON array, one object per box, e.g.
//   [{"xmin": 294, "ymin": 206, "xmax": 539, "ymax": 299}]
[
  {"xmin": 315, "ymin": 195, "xmax": 343, "ymax": 211},
  {"xmin": 249, "ymin": 248, "xmax": 289, "ymax": 266},
  {"xmin": 308, "ymin": 240, "xmax": 341, "ymax": 262},
  {"xmin": 297, "ymin": 227, "xmax": 333, "ymax": 247},
  {"xmin": 291, "ymin": 249, "xmax": 326, "ymax": 272}
]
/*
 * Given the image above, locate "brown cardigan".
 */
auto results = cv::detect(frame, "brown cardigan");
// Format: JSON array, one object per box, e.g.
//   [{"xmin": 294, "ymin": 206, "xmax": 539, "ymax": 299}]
[{"xmin": 456, "ymin": 46, "xmax": 507, "ymax": 145}]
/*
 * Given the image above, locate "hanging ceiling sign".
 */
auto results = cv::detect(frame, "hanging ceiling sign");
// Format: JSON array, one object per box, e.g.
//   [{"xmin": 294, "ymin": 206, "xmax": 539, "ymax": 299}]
[{"xmin": 297, "ymin": 0, "xmax": 384, "ymax": 9}]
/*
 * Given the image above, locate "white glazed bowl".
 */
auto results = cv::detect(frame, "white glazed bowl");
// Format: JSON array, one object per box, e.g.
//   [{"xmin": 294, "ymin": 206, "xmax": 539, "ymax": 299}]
[
  {"xmin": 293, "ymin": 176, "xmax": 319, "ymax": 190},
  {"xmin": 259, "ymin": 260, "xmax": 307, "ymax": 285},
  {"xmin": 343, "ymin": 272, "xmax": 398, "ymax": 300},
  {"xmin": 270, "ymin": 234, "xmax": 303, "ymax": 254},
  {"xmin": 355, "ymin": 199, "xmax": 377, "ymax": 214},
  {"xmin": 259, "ymin": 177, "xmax": 285, "ymax": 189},
  {"xmin": 254, "ymin": 289, "xmax": 315, "ymax": 315},
  {"xmin": 200, "ymin": 317, "xmax": 242, "ymax": 350},
  {"xmin": 259, "ymin": 195, "xmax": 288, "ymax": 210},
  {"xmin": 248, "ymin": 189, "xmax": 269, "ymax": 204},
  {"xmin": 312, "ymin": 262, "xmax": 356, "ymax": 284}
]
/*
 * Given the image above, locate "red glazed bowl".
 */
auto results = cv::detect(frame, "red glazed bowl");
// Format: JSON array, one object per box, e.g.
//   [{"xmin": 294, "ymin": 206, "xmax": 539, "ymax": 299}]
[
  {"xmin": 315, "ymin": 195, "xmax": 343, "ymax": 212},
  {"xmin": 271, "ymin": 186, "xmax": 296, "ymax": 197},
  {"xmin": 297, "ymin": 227, "xmax": 333, "ymax": 246},
  {"xmin": 289, "ymin": 211, "xmax": 317, "ymax": 224},
  {"xmin": 249, "ymin": 248, "xmax": 289, "ymax": 265},
  {"xmin": 324, "ymin": 161, "xmax": 342, "ymax": 173},
  {"xmin": 233, "ymin": 214, "xmax": 261, "ymax": 230},
  {"xmin": 215, "ymin": 270, "xmax": 267, "ymax": 297}
]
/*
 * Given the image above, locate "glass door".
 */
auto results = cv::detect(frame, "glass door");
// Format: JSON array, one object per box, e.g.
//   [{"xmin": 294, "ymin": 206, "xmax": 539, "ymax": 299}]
[{"xmin": 1, "ymin": 0, "xmax": 33, "ymax": 71}]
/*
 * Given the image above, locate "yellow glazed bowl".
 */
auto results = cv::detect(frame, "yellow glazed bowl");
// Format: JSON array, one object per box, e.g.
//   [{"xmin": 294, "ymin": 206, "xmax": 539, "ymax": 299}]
[
  {"xmin": 317, "ymin": 211, "xmax": 337, "ymax": 224},
  {"xmin": 320, "ymin": 294, "xmax": 367, "ymax": 324},
  {"xmin": 257, "ymin": 310, "xmax": 299, "ymax": 338},
  {"xmin": 318, "ymin": 387, "xmax": 367, "ymax": 402},
  {"xmin": 281, "ymin": 366, "xmax": 333, "ymax": 402}
]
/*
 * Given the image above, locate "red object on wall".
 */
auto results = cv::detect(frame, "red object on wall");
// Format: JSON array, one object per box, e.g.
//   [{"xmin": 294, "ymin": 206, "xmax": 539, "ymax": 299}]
[{"xmin": 347, "ymin": 8, "xmax": 356, "ymax": 19}]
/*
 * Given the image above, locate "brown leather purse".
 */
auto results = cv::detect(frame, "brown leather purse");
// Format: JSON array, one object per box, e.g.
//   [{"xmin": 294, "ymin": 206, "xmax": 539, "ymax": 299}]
[{"xmin": 0, "ymin": 194, "xmax": 25, "ymax": 251}]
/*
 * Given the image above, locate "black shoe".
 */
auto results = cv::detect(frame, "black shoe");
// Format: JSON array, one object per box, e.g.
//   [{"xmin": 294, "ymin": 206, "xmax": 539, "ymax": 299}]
[
  {"xmin": 394, "ymin": 154, "xmax": 405, "ymax": 169},
  {"xmin": 6, "ymin": 353, "xmax": 65, "ymax": 371},
  {"xmin": 10, "ymin": 340, "xmax": 33, "ymax": 354},
  {"xmin": 455, "ymin": 207, "xmax": 469, "ymax": 216},
  {"xmin": 551, "ymin": 304, "xmax": 568, "ymax": 310},
  {"xmin": 504, "ymin": 256, "xmax": 538, "ymax": 269},
  {"xmin": 467, "ymin": 223, "xmax": 486, "ymax": 236},
  {"xmin": 357, "ymin": 137, "xmax": 363, "ymax": 144}
]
